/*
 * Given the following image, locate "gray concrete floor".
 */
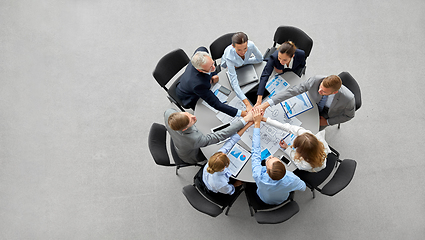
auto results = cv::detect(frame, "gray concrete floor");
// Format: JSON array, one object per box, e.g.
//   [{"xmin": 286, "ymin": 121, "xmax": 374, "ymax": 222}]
[{"xmin": 1, "ymin": 0, "xmax": 424, "ymax": 239}]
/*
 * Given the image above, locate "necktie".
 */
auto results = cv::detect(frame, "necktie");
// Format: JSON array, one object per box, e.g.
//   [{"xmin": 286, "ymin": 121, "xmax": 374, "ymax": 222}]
[{"xmin": 318, "ymin": 95, "xmax": 328, "ymax": 112}]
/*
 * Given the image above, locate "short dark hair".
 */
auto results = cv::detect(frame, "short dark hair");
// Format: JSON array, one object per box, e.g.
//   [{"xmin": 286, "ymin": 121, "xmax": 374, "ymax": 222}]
[{"xmin": 232, "ymin": 32, "xmax": 248, "ymax": 46}]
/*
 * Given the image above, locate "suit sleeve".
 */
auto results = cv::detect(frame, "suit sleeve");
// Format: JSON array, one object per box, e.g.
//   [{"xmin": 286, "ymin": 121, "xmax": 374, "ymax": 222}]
[
  {"xmin": 257, "ymin": 55, "xmax": 276, "ymax": 96},
  {"xmin": 193, "ymin": 83, "xmax": 239, "ymax": 117},
  {"xmin": 270, "ymin": 75, "xmax": 316, "ymax": 105},
  {"xmin": 193, "ymin": 119, "xmax": 244, "ymax": 148}
]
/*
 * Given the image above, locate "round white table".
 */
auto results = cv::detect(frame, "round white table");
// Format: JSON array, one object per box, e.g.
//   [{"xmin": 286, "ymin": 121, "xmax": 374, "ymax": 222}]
[{"xmin": 195, "ymin": 61, "xmax": 319, "ymax": 182}]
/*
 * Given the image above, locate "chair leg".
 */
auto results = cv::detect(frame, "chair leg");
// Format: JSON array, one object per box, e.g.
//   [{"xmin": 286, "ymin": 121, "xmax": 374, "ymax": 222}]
[
  {"xmin": 338, "ymin": 123, "xmax": 341, "ymax": 129},
  {"xmin": 312, "ymin": 188, "xmax": 315, "ymax": 199},
  {"xmin": 225, "ymin": 206, "xmax": 231, "ymax": 215},
  {"xmin": 175, "ymin": 166, "xmax": 180, "ymax": 175}
]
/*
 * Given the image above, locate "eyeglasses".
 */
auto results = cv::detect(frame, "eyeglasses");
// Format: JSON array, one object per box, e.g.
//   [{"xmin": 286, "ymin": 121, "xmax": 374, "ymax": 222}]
[{"xmin": 201, "ymin": 63, "xmax": 215, "ymax": 73}]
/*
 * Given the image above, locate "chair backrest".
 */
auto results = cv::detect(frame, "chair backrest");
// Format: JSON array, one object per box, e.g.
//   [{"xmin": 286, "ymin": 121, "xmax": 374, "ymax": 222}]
[
  {"xmin": 293, "ymin": 152, "xmax": 338, "ymax": 189},
  {"xmin": 148, "ymin": 123, "xmax": 173, "ymax": 166},
  {"xmin": 193, "ymin": 166, "xmax": 234, "ymax": 207},
  {"xmin": 254, "ymin": 200, "xmax": 300, "ymax": 224},
  {"xmin": 152, "ymin": 49, "xmax": 190, "ymax": 89},
  {"xmin": 320, "ymin": 159, "xmax": 357, "ymax": 196},
  {"xmin": 182, "ymin": 185, "xmax": 223, "ymax": 217},
  {"xmin": 273, "ymin": 26, "xmax": 313, "ymax": 58},
  {"xmin": 209, "ymin": 33, "xmax": 235, "ymax": 61},
  {"xmin": 338, "ymin": 72, "xmax": 362, "ymax": 111}
]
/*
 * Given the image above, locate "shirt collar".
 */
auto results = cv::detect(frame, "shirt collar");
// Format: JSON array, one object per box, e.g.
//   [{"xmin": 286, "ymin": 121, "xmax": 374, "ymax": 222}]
[{"xmin": 284, "ymin": 56, "xmax": 295, "ymax": 69}]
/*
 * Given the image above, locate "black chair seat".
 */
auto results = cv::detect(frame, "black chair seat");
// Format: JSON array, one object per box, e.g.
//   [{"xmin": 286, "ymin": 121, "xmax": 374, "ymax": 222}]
[
  {"xmin": 182, "ymin": 185, "xmax": 223, "ymax": 217},
  {"xmin": 293, "ymin": 147, "xmax": 357, "ymax": 198},
  {"xmin": 321, "ymin": 159, "xmax": 357, "ymax": 196},
  {"xmin": 254, "ymin": 201, "xmax": 299, "ymax": 224},
  {"xmin": 244, "ymin": 183, "xmax": 299, "ymax": 224}
]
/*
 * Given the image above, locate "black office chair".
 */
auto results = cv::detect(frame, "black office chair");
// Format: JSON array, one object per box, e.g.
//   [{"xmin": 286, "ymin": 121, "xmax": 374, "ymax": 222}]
[
  {"xmin": 182, "ymin": 166, "xmax": 245, "ymax": 217},
  {"xmin": 148, "ymin": 123, "xmax": 201, "ymax": 175},
  {"xmin": 338, "ymin": 71, "xmax": 362, "ymax": 129},
  {"xmin": 263, "ymin": 26, "xmax": 313, "ymax": 76},
  {"xmin": 209, "ymin": 32, "xmax": 235, "ymax": 73},
  {"xmin": 244, "ymin": 183, "xmax": 300, "ymax": 224},
  {"xmin": 293, "ymin": 146, "xmax": 357, "ymax": 198},
  {"xmin": 153, "ymin": 49, "xmax": 190, "ymax": 112}
]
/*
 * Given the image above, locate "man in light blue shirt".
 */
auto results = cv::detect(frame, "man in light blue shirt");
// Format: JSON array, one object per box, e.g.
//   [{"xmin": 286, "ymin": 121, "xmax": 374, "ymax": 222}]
[
  {"xmin": 221, "ymin": 32, "xmax": 263, "ymax": 111},
  {"xmin": 251, "ymin": 108, "xmax": 306, "ymax": 205}
]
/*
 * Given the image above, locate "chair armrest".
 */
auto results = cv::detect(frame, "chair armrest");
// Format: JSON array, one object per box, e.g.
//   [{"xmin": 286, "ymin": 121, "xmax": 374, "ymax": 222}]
[{"xmin": 328, "ymin": 145, "xmax": 340, "ymax": 158}]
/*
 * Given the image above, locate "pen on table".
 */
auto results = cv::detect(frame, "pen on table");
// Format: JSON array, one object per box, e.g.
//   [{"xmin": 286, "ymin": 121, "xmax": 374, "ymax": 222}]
[{"xmin": 287, "ymin": 103, "xmax": 297, "ymax": 112}]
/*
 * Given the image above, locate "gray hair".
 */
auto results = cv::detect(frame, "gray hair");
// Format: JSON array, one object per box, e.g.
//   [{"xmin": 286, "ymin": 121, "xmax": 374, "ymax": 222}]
[{"xmin": 191, "ymin": 51, "xmax": 210, "ymax": 70}]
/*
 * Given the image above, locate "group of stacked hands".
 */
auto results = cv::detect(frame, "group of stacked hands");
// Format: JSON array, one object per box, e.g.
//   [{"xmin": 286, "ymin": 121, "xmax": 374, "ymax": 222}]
[{"xmin": 164, "ymin": 32, "xmax": 356, "ymax": 206}]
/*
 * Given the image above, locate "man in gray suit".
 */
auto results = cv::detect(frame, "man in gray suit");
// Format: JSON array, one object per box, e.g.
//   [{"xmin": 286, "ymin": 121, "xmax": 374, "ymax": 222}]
[
  {"xmin": 259, "ymin": 75, "xmax": 355, "ymax": 127},
  {"xmin": 164, "ymin": 108, "xmax": 253, "ymax": 164}
]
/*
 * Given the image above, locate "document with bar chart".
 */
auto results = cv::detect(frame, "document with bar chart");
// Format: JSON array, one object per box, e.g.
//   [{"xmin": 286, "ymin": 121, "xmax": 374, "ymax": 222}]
[{"xmin": 227, "ymin": 143, "xmax": 251, "ymax": 177}]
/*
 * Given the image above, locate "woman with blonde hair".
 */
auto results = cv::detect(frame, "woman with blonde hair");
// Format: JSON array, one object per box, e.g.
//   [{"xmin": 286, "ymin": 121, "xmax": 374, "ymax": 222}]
[
  {"xmin": 202, "ymin": 122, "xmax": 253, "ymax": 194},
  {"xmin": 264, "ymin": 117, "xmax": 330, "ymax": 172}
]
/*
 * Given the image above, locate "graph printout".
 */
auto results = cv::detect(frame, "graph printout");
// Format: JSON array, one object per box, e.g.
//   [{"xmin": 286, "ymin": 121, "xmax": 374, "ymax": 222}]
[
  {"xmin": 265, "ymin": 74, "xmax": 290, "ymax": 97},
  {"xmin": 227, "ymin": 143, "xmax": 251, "ymax": 177},
  {"xmin": 281, "ymin": 92, "xmax": 313, "ymax": 118}
]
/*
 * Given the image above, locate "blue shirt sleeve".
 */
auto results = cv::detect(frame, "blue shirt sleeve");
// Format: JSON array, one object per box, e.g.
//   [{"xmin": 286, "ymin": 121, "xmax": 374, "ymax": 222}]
[
  {"xmin": 251, "ymin": 128, "xmax": 262, "ymax": 181},
  {"xmin": 218, "ymin": 133, "xmax": 241, "ymax": 154}
]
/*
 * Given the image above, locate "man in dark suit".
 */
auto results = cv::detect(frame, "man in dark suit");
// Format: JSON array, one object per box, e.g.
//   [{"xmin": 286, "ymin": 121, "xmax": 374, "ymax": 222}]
[{"xmin": 176, "ymin": 47, "xmax": 245, "ymax": 117}]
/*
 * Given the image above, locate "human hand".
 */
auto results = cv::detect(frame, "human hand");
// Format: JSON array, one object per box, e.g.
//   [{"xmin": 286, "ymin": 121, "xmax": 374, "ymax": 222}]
[
  {"xmin": 253, "ymin": 108, "xmax": 263, "ymax": 125},
  {"xmin": 246, "ymin": 103, "xmax": 253, "ymax": 112},
  {"xmin": 243, "ymin": 109, "xmax": 254, "ymax": 122},
  {"xmin": 258, "ymin": 102, "xmax": 270, "ymax": 112},
  {"xmin": 274, "ymin": 67, "xmax": 283, "ymax": 74},
  {"xmin": 279, "ymin": 139, "xmax": 288, "ymax": 149},
  {"xmin": 320, "ymin": 116, "xmax": 329, "ymax": 126},
  {"xmin": 210, "ymin": 75, "xmax": 219, "ymax": 84},
  {"xmin": 233, "ymin": 180, "xmax": 243, "ymax": 187},
  {"xmin": 241, "ymin": 110, "xmax": 247, "ymax": 117}
]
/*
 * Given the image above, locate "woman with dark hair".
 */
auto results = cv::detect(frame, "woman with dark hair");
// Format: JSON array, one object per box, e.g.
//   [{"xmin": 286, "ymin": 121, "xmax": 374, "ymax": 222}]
[
  {"xmin": 221, "ymin": 32, "xmax": 263, "ymax": 111},
  {"xmin": 255, "ymin": 41, "xmax": 306, "ymax": 106}
]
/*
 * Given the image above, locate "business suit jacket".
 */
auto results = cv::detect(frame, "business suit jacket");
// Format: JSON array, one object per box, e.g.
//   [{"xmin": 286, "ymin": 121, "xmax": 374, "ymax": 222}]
[
  {"xmin": 271, "ymin": 75, "xmax": 355, "ymax": 125},
  {"xmin": 164, "ymin": 108, "xmax": 244, "ymax": 164},
  {"xmin": 175, "ymin": 47, "xmax": 239, "ymax": 117},
  {"xmin": 258, "ymin": 49, "xmax": 306, "ymax": 96}
]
